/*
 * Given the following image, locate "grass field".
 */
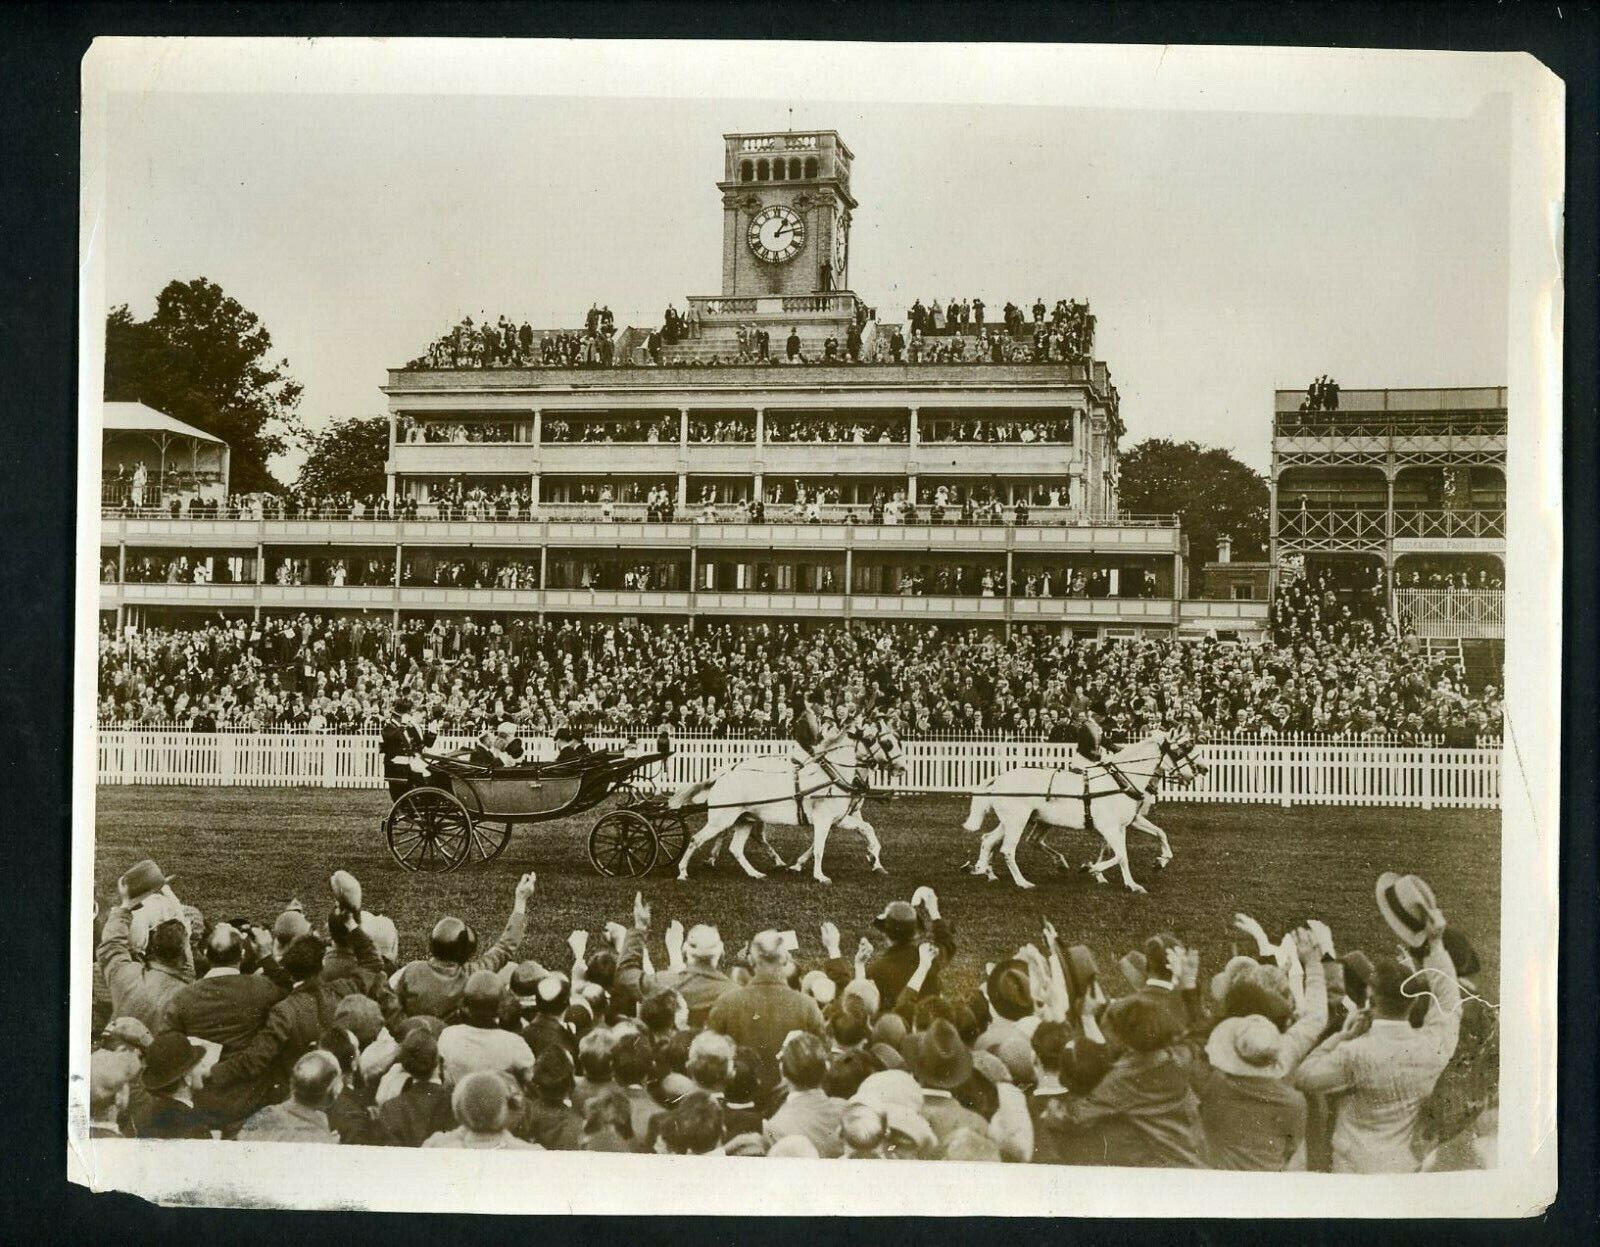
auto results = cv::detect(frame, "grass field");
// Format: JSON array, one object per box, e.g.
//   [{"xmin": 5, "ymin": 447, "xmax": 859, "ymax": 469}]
[{"xmin": 92, "ymin": 787, "xmax": 1501, "ymax": 1002}]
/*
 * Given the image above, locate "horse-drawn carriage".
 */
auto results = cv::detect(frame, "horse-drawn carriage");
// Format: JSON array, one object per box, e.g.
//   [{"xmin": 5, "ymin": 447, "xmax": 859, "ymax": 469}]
[{"xmin": 383, "ymin": 735, "xmax": 695, "ymax": 877}]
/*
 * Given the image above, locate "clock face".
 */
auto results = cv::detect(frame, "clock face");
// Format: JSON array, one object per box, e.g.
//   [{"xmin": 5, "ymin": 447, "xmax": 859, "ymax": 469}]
[
  {"xmin": 833, "ymin": 207, "xmax": 848, "ymax": 273},
  {"xmin": 748, "ymin": 204, "xmax": 806, "ymax": 264}
]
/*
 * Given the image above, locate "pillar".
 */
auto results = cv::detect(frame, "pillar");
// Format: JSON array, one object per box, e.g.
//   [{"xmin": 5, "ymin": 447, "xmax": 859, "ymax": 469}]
[
  {"xmin": 255, "ymin": 543, "xmax": 265, "ymax": 586},
  {"xmin": 1109, "ymin": 568, "xmax": 1120, "ymax": 597},
  {"xmin": 907, "ymin": 475, "xmax": 917, "ymax": 504},
  {"xmin": 539, "ymin": 545, "xmax": 548, "ymax": 591},
  {"xmin": 753, "ymin": 473, "xmax": 764, "ymax": 505},
  {"xmin": 394, "ymin": 544, "xmax": 403, "ymax": 589},
  {"xmin": 1004, "ymin": 549, "xmax": 1014, "ymax": 597},
  {"xmin": 679, "ymin": 408, "xmax": 690, "ymax": 449},
  {"xmin": 533, "ymin": 409, "xmax": 543, "ymax": 445},
  {"xmin": 528, "ymin": 473, "xmax": 540, "ymax": 511},
  {"xmin": 754, "ymin": 407, "xmax": 765, "ymax": 447},
  {"xmin": 117, "ymin": 542, "xmax": 126, "ymax": 583},
  {"xmin": 1173, "ymin": 551, "xmax": 1183, "ymax": 602},
  {"xmin": 909, "ymin": 407, "xmax": 919, "ymax": 447},
  {"xmin": 1266, "ymin": 471, "xmax": 1280, "ymax": 593},
  {"xmin": 677, "ymin": 474, "xmax": 688, "ymax": 510}
]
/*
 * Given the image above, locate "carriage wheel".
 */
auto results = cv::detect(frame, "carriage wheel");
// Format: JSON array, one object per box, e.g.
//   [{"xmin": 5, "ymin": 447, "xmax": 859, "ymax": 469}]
[
  {"xmin": 462, "ymin": 818, "xmax": 513, "ymax": 866},
  {"xmin": 386, "ymin": 787, "xmax": 472, "ymax": 873},
  {"xmin": 588, "ymin": 810, "xmax": 659, "ymax": 878},
  {"xmin": 651, "ymin": 809, "xmax": 692, "ymax": 871}
]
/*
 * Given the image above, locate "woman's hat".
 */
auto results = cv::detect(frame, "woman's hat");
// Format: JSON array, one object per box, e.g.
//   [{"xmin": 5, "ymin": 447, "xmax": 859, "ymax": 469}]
[
  {"xmin": 902, "ymin": 1019, "xmax": 972, "ymax": 1090},
  {"xmin": 119, "ymin": 859, "xmax": 174, "ymax": 903},
  {"xmin": 142, "ymin": 1032, "xmax": 205, "ymax": 1092},
  {"xmin": 1206, "ymin": 1015, "xmax": 1293, "ymax": 1078},
  {"xmin": 1375, "ymin": 872, "xmax": 1441, "ymax": 949}
]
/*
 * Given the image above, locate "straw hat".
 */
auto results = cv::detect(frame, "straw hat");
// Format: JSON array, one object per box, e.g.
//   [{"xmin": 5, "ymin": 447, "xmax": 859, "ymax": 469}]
[
  {"xmin": 1375, "ymin": 872, "xmax": 1441, "ymax": 949},
  {"xmin": 1206, "ymin": 1015, "xmax": 1293, "ymax": 1078}
]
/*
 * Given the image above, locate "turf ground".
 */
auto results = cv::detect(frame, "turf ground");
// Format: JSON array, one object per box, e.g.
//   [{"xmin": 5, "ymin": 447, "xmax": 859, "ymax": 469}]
[{"xmin": 92, "ymin": 787, "xmax": 1501, "ymax": 1001}]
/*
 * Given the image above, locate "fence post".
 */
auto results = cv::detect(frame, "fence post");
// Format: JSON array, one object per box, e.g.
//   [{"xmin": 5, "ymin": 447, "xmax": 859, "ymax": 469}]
[
  {"xmin": 219, "ymin": 733, "xmax": 236, "ymax": 786},
  {"xmin": 1279, "ymin": 744, "xmax": 1291, "ymax": 808},
  {"xmin": 1421, "ymin": 748, "xmax": 1434, "ymax": 811}
]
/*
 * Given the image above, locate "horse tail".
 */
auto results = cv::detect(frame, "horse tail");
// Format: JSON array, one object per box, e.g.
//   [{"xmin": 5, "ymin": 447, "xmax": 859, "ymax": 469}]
[
  {"xmin": 962, "ymin": 774, "xmax": 997, "ymax": 832},
  {"xmin": 668, "ymin": 759, "xmax": 738, "ymax": 809}
]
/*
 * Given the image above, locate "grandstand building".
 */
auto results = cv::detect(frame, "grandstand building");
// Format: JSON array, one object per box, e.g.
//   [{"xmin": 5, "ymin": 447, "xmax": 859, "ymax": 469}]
[
  {"xmin": 1270, "ymin": 384, "xmax": 1506, "ymax": 678},
  {"xmin": 99, "ymin": 128, "xmax": 1269, "ymax": 641}
]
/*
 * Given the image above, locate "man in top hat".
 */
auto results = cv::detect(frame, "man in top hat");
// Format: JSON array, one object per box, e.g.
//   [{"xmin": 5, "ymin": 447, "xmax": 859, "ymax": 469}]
[
  {"xmin": 1069, "ymin": 698, "xmax": 1110, "ymax": 771},
  {"xmin": 1294, "ymin": 873, "xmax": 1463, "ymax": 1173},
  {"xmin": 96, "ymin": 860, "xmax": 195, "ymax": 1032},
  {"xmin": 132, "ymin": 1032, "xmax": 215, "ymax": 1139},
  {"xmin": 380, "ymin": 698, "xmax": 437, "ymax": 800},
  {"xmin": 867, "ymin": 886, "xmax": 956, "ymax": 1012}
]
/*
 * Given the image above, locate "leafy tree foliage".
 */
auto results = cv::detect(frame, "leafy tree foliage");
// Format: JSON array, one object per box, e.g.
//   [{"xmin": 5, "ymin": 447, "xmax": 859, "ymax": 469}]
[
  {"xmin": 1118, "ymin": 439, "xmax": 1269, "ymax": 593},
  {"xmin": 105, "ymin": 278, "xmax": 304, "ymax": 491},
  {"xmin": 296, "ymin": 416, "xmax": 390, "ymax": 501}
]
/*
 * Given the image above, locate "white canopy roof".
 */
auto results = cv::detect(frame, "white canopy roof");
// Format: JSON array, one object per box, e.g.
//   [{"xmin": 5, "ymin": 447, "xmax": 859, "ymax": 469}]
[{"xmin": 103, "ymin": 401, "xmax": 226, "ymax": 445}]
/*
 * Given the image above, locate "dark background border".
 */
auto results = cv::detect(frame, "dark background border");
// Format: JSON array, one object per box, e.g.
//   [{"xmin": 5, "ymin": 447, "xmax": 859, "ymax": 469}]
[{"xmin": 3, "ymin": 3, "xmax": 1594, "ymax": 1241}]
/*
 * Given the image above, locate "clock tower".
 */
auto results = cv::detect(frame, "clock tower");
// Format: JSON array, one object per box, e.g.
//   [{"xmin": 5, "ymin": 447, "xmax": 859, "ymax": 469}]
[{"xmin": 718, "ymin": 130, "xmax": 857, "ymax": 300}]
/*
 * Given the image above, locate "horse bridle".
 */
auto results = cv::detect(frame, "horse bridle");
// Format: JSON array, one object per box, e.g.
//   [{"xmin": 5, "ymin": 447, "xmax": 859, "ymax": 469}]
[
  {"xmin": 1155, "ymin": 735, "xmax": 1203, "ymax": 790},
  {"xmin": 850, "ymin": 720, "xmax": 904, "ymax": 770}
]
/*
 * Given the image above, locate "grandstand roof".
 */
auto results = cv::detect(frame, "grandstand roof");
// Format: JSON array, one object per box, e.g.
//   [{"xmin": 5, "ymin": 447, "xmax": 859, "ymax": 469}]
[{"xmin": 104, "ymin": 401, "xmax": 225, "ymax": 445}]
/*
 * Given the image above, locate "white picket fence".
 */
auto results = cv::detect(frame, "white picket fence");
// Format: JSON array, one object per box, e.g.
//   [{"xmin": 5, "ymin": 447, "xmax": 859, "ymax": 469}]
[{"xmin": 95, "ymin": 730, "xmax": 1501, "ymax": 809}]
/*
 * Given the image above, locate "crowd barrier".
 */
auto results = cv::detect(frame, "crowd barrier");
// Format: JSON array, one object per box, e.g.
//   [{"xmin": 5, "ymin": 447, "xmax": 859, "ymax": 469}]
[{"xmin": 95, "ymin": 730, "xmax": 1501, "ymax": 810}]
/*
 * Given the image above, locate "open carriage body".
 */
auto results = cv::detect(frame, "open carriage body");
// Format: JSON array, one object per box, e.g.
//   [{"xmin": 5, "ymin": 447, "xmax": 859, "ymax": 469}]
[{"xmin": 384, "ymin": 740, "xmax": 694, "ymax": 877}]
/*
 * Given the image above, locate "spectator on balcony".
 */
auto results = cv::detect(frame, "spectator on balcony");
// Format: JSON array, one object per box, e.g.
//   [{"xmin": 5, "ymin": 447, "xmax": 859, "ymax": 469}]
[{"xmin": 786, "ymin": 328, "xmax": 803, "ymax": 364}]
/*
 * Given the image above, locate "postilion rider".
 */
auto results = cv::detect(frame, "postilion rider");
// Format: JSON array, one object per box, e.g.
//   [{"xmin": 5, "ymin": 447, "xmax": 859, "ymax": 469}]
[{"xmin": 789, "ymin": 685, "xmax": 869, "ymax": 797}]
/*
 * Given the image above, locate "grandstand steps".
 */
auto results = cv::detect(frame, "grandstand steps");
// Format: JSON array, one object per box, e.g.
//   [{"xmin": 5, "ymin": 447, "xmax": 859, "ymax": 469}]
[
  {"xmin": 1420, "ymin": 637, "xmax": 1464, "ymax": 669},
  {"xmin": 657, "ymin": 318, "xmax": 860, "ymax": 365},
  {"xmin": 1461, "ymin": 639, "xmax": 1505, "ymax": 692}
]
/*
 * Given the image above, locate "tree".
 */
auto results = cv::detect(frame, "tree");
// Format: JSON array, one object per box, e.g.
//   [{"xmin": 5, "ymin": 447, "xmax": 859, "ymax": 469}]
[
  {"xmin": 105, "ymin": 278, "xmax": 304, "ymax": 491},
  {"xmin": 1117, "ymin": 439, "xmax": 1269, "ymax": 594},
  {"xmin": 296, "ymin": 416, "xmax": 390, "ymax": 500}
]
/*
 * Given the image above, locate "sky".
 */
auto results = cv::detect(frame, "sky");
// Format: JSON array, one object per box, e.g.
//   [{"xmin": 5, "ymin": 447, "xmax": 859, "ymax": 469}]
[{"xmin": 100, "ymin": 89, "xmax": 1510, "ymax": 477}]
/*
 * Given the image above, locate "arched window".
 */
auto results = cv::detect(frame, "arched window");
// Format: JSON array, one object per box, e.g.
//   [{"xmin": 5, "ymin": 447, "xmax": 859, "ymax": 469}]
[
  {"xmin": 756, "ymin": 159, "xmax": 769, "ymax": 181},
  {"xmin": 773, "ymin": 159, "xmax": 786, "ymax": 181},
  {"xmin": 789, "ymin": 158, "xmax": 802, "ymax": 180},
  {"xmin": 804, "ymin": 156, "xmax": 818, "ymax": 179},
  {"xmin": 740, "ymin": 160, "xmax": 753, "ymax": 182}
]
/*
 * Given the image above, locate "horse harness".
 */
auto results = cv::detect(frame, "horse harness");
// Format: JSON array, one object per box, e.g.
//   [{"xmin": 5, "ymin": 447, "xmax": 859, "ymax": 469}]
[
  {"xmin": 792, "ymin": 725, "xmax": 888, "ymax": 822},
  {"xmin": 1068, "ymin": 737, "xmax": 1195, "ymax": 822}
]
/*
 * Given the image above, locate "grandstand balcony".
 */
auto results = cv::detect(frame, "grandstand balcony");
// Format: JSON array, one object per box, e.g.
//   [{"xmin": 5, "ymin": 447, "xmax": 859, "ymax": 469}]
[
  {"xmin": 1391, "ymin": 508, "xmax": 1505, "ymax": 541},
  {"xmin": 1393, "ymin": 588, "xmax": 1505, "ymax": 640},
  {"xmin": 99, "ymin": 511, "xmax": 1183, "ymax": 552},
  {"xmin": 1274, "ymin": 507, "xmax": 1389, "ymax": 552},
  {"xmin": 98, "ymin": 577, "xmax": 1268, "ymax": 635}
]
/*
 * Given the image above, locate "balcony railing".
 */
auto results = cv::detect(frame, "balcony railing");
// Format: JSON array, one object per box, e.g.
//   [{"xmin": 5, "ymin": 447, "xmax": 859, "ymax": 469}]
[
  {"xmin": 687, "ymin": 293, "xmax": 861, "ymax": 320},
  {"xmin": 1275, "ymin": 508, "xmax": 1388, "ymax": 546},
  {"xmin": 1393, "ymin": 589, "xmax": 1505, "ymax": 639},
  {"xmin": 1392, "ymin": 509, "xmax": 1505, "ymax": 540}
]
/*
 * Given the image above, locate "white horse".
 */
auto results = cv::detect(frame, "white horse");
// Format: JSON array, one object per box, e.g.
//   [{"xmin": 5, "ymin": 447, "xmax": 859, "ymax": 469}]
[
  {"xmin": 962, "ymin": 730, "xmax": 1208, "ymax": 891},
  {"xmin": 671, "ymin": 720, "xmax": 907, "ymax": 884}
]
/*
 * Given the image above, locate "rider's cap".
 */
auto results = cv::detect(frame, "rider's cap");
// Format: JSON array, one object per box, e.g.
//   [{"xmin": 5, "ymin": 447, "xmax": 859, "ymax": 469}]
[{"xmin": 873, "ymin": 901, "xmax": 919, "ymax": 941}]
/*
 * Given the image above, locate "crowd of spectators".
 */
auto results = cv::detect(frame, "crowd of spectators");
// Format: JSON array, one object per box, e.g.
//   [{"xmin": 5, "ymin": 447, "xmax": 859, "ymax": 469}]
[
  {"xmin": 271, "ymin": 557, "xmax": 396, "ymax": 589},
  {"xmin": 402, "ymin": 558, "xmax": 541, "ymax": 591},
  {"xmin": 89, "ymin": 862, "xmax": 1496, "ymax": 1172},
  {"xmin": 398, "ymin": 418, "xmax": 522, "ymax": 445},
  {"xmin": 1395, "ymin": 568, "xmax": 1504, "ymax": 592},
  {"xmin": 764, "ymin": 416, "xmax": 905, "ymax": 444},
  {"xmin": 1298, "ymin": 376, "xmax": 1342, "ymax": 414},
  {"xmin": 543, "ymin": 415, "xmax": 679, "ymax": 445},
  {"xmin": 919, "ymin": 416, "xmax": 1074, "ymax": 444},
  {"xmin": 688, "ymin": 417, "xmax": 755, "ymax": 444},
  {"xmin": 97, "ymin": 613, "xmax": 1501, "ymax": 744},
  {"xmin": 406, "ymin": 310, "xmax": 619, "ymax": 370}
]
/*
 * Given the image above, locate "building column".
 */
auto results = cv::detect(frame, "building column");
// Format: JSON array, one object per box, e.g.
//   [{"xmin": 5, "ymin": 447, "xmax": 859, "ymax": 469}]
[
  {"xmin": 394, "ymin": 544, "xmax": 403, "ymax": 590},
  {"xmin": 1266, "ymin": 471, "xmax": 1280, "ymax": 598},
  {"xmin": 677, "ymin": 473, "xmax": 688, "ymax": 511},
  {"xmin": 844, "ymin": 545, "xmax": 853, "ymax": 596},
  {"xmin": 539, "ymin": 545, "xmax": 548, "ymax": 592},
  {"xmin": 679, "ymin": 408, "xmax": 690, "ymax": 449},
  {"xmin": 754, "ymin": 407, "xmax": 765, "ymax": 447},
  {"xmin": 117, "ymin": 542, "xmax": 126, "ymax": 583},
  {"xmin": 909, "ymin": 407, "xmax": 919, "ymax": 448},
  {"xmin": 1108, "ymin": 568, "xmax": 1120, "ymax": 597},
  {"xmin": 532, "ymin": 409, "xmax": 543, "ymax": 445},
  {"xmin": 1173, "ymin": 551, "xmax": 1183, "ymax": 602},
  {"xmin": 255, "ymin": 543, "xmax": 265, "ymax": 586},
  {"xmin": 907, "ymin": 475, "xmax": 917, "ymax": 504},
  {"xmin": 1004, "ymin": 549, "xmax": 1014, "ymax": 597},
  {"xmin": 528, "ymin": 473, "xmax": 540, "ymax": 510},
  {"xmin": 753, "ymin": 472, "xmax": 764, "ymax": 502}
]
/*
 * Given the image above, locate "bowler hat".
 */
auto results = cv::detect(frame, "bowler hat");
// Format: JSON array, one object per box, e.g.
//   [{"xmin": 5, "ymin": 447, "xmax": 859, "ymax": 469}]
[
  {"xmin": 142, "ymin": 1032, "xmax": 205, "ymax": 1092},
  {"xmin": 119, "ymin": 859, "xmax": 173, "ymax": 903},
  {"xmin": 1375, "ymin": 872, "xmax": 1440, "ymax": 950},
  {"xmin": 903, "ymin": 1019, "xmax": 973, "ymax": 1090},
  {"xmin": 985, "ymin": 960, "xmax": 1033, "ymax": 1022}
]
